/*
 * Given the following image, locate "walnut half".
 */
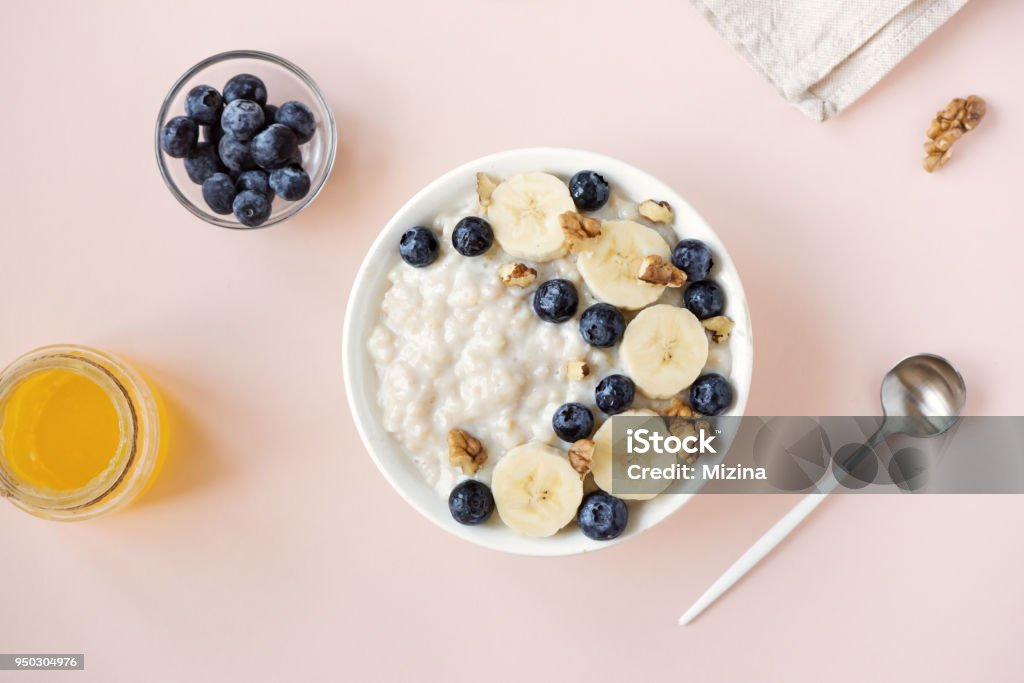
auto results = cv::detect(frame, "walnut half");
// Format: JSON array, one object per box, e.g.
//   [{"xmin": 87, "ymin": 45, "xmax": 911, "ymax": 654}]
[
  {"xmin": 637, "ymin": 255, "xmax": 686, "ymax": 287},
  {"xmin": 923, "ymin": 95, "xmax": 986, "ymax": 173},
  {"xmin": 448, "ymin": 428, "xmax": 487, "ymax": 475},
  {"xmin": 568, "ymin": 439, "xmax": 595, "ymax": 477}
]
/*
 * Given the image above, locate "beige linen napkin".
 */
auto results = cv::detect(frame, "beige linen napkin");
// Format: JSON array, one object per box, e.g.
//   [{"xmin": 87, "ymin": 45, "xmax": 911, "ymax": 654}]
[{"xmin": 691, "ymin": 0, "xmax": 967, "ymax": 121}]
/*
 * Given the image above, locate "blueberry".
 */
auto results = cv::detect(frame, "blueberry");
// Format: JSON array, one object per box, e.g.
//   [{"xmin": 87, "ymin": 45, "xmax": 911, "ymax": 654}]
[
  {"xmin": 595, "ymin": 374, "xmax": 635, "ymax": 415},
  {"xmin": 671, "ymin": 239, "xmax": 714, "ymax": 282},
  {"xmin": 275, "ymin": 101, "xmax": 316, "ymax": 143},
  {"xmin": 184, "ymin": 84, "xmax": 224, "ymax": 126},
  {"xmin": 552, "ymin": 403, "xmax": 594, "ymax": 443},
  {"xmin": 221, "ymin": 99, "xmax": 264, "ymax": 140},
  {"xmin": 569, "ymin": 171, "xmax": 610, "ymax": 211},
  {"xmin": 218, "ymin": 135, "xmax": 255, "ymax": 174},
  {"xmin": 399, "ymin": 226, "xmax": 439, "ymax": 267},
  {"xmin": 232, "ymin": 189, "xmax": 272, "ymax": 227},
  {"xmin": 235, "ymin": 169, "xmax": 271, "ymax": 198},
  {"xmin": 532, "ymin": 279, "xmax": 578, "ymax": 323},
  {"xmin": 262, "ymin": 104, "xmax": 278, "ymax": 124},
  {"xmin": 683, "ymin": 280, "xmax": 725, "ymax": 319},
  {"xmin": 690, "ymin": 374, "xmax": 733, "ymax": 416},
  {"xmin": 183, "ymin": 142, "xmax": 225, "ymax": 184},
  {"xmin": 268, "ymin": 164, "xmax": 311, "ymax": 201},
  {"xmin": 577, "ymin": 491, "xmax": 628, "ymax": 541},
  {"xmin": 448, "ymin": 480, "xmax": 494, "ymax": 525},
  {"xmin": 201, "ymin": 172, "xmax": 236, "ymax": 215},
  {"xmin": 251, "ymin": 123, "xmax": 298, "ymax": 169},
  {"xmin": 579, "ymin": 303, "xmax": 625, "ymax": 347},
  {"xmin": 451, "ymin": 216, "xmax": 493, "ymax": 257},
  {"xmin": 223, "ymin": 73, "xmax": 267, "ymax": 106},
  {"xmin": 159, "ymin": 115, "xmax": 198, "ymax": 158}
]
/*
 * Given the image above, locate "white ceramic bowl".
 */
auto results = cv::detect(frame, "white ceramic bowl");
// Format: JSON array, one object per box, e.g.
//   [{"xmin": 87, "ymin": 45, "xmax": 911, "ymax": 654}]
[{"xmin": 343, "ymin": 148, "xmax": 752, "ymax": 556}]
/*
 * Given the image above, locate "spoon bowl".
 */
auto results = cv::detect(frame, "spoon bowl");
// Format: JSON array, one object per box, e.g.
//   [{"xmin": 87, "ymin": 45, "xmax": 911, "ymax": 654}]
[{"xmin": 881, "ymin": 353, "xmax": 967, "ymax": 438}]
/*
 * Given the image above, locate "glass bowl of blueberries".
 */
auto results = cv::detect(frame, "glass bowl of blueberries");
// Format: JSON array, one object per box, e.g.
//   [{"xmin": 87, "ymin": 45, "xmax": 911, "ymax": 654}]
[{"xmin": 156, "ymin": 50, "xmax": 337, "ymax": 229}]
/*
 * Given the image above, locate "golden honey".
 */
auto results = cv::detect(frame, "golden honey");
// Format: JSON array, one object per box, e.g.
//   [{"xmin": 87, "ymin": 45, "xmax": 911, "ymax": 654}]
[
  {"xmin": 0, "ymin": 346, "xmax": 164, "ymax": 520},
  {"xmin": 2, "ymin": 368, "xmax": 122, "ymax": 492}
]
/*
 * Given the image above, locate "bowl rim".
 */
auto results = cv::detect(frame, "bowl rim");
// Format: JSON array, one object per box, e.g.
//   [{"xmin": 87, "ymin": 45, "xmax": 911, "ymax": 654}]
[
  {"xmin": 342, "ymin": 147, "xmax": 753, "ymax": 556},
  {"xmin": 154, "ymin": 49, "xmax": 338, "ymax": 230}
]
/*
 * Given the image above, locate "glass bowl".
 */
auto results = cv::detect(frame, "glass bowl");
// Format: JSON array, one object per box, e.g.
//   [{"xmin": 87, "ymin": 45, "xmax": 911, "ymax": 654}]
[{"xmin": 155, "ymin": 50, "xmax": 337, "ymax": 230}]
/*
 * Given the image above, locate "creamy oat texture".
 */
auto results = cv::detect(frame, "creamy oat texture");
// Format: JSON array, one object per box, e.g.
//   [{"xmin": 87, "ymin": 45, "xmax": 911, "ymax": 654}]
[{"xmin": 368, "ymin": 186, "xmax": 731, "ymax": 497}]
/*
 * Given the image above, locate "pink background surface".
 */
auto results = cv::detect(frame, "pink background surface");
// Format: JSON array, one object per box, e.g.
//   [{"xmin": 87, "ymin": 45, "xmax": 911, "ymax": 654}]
[{"xmin": 2, "ymin": 1, "xmax": 1022, "ymax": 680}]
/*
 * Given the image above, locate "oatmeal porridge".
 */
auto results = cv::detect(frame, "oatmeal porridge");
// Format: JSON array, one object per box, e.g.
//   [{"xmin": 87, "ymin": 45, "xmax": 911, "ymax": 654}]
[{"xmin": 368, "ymin": 170, "xmax": 735, "ymax": 539}]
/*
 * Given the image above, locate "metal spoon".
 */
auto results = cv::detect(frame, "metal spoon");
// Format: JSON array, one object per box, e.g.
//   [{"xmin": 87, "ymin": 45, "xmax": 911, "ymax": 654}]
[{"xmin": 679, "ymin": 353, "xmax": 966, "ymax": 625}]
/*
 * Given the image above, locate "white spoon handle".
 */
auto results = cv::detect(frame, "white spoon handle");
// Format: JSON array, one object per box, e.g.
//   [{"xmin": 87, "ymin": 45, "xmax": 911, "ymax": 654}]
[{"xmin": 678, "ymin": 474, "xmax": 841, "ymax": 625}]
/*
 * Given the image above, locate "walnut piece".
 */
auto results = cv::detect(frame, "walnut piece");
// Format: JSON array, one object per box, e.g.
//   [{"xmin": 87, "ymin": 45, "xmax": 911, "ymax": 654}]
[
  {"xmin": 963, "ymin": 95, "xmax": 986, "ymax": 131},
  {"xmin": 638, "ymin": 199, "xmax": 673, "ymax": 224},
  {"xmin": 702, "ymin": 316, "xmax": 734, "ymax": 343},
  {"xmin": 667, "ymin": 418, "xmax": 711, "ymax": 465},
  {"xmin": 495, "ymin": 259, "xmax": 536, "ymax": 286},
  {"xmin": 922, "ymin": 150, "xmax": 953, "ymax": 173},
  {"xmin": 664, "ymin": 398, "xmax": 693, "ymax": 418},
  {"xmin": 566, "ymin": 360, "xmax": 591, "ymax": 381},
  {"xmin": 924, "ymin": 127, "xmax": 963, "ymax": 155},
  {"xmin": 637, "ymin": 255, "xmax": 686, "ymax": 287},
  {"xmin": 923, "ymin": 95, "xmax": 986, "ymax": 173},
  {"xmin": 476, "ymin": 173, "xmax": 498, "ymax": 210},
  {"xmin": 448, "ymin": 428, "xmax": 487, "ymax": 475},
  {"xmin": 560, "ymin": 211, "xmax": 601, "ymax": 251},
  {"xmin": 568, "ymin": 439, "xmax": 595, "ymax": 477},
  {"xmin": 937, "ymin": 97, "xmax": 967, "ymax": 124},
  {"xmin": 497, "ymin": 262, "xmax": 537, "ymax": 287}
]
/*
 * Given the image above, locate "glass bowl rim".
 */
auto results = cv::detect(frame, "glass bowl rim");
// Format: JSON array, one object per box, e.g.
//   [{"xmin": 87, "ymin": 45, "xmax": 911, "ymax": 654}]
[{"xmin": 154, "ymin": 49, "xmax": 337, "ymax": 231}]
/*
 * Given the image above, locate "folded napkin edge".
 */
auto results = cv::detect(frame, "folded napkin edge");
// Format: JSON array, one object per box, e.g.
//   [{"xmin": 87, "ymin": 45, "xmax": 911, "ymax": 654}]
[{"xmin": 691, "ymin": 0, "xmax": 968, "ymax": 122}]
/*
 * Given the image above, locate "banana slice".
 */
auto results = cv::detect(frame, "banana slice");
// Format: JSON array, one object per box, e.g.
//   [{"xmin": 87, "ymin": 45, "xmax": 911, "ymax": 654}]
[
  {"xmin": 491, "ymin": 441, "xmax": 584, "ymax": 537},
  {"xmin": 487, "ymin": 172, "xmax": 575, "ymax": 262},
  {"xmin": 620, "ymin": 304, "xmax": 709, "ymax": 399},
  {"xmin": 576, "ymin": 220, "xmax": 671, "ymax": 309},
  {"xmin": 591, "ymin": 409, "xmax": 676, "ymax": 500}
]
